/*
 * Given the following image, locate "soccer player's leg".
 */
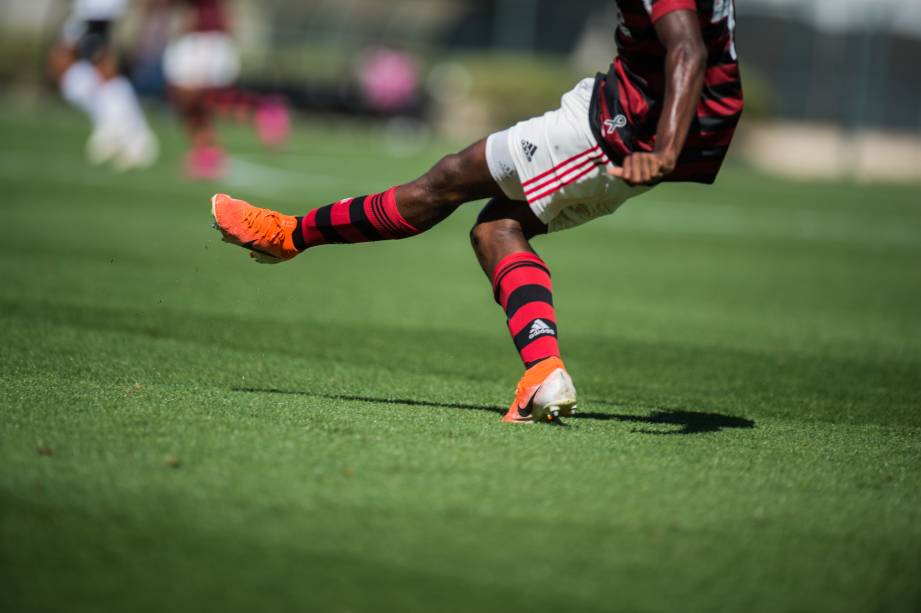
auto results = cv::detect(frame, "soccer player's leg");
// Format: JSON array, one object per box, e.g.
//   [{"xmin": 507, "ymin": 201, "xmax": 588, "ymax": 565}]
[
  {"xmin": 470, "ymin": 199, "xmax": 577, "ymax": 424},
  {"xmin": 211, "ymin": 138, "xmax": 504, "ymax": 263},
  {"xmin": 473, "ymin": 79, "xmax": 651, "ymax": 424}
]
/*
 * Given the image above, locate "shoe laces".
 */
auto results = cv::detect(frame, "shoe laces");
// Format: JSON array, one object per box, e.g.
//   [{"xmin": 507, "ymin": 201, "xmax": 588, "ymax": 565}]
[{"xmin": 243, "ymin": 207, "xmax": 286, "ymax": 244}]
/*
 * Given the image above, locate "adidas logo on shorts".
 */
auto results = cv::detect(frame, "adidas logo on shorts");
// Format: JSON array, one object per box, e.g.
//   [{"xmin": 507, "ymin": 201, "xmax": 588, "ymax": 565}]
[
  {"xmin": 521, "ymin": 139, "xmax": 538, "ymax": 162},
  {"xmin": 528, "ymin": 319, "xmax": 556, "ymax": 340}
]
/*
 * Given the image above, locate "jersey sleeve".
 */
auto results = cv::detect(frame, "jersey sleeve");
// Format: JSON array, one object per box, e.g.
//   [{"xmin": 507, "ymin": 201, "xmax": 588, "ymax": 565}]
[{"xmin": 647, "ymin": 0, "xmax": 698, "ymax": 23}]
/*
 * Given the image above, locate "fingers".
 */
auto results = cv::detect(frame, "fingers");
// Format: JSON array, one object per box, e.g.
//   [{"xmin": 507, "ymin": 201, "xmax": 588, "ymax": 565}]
[
  {"xmin": 625, "ymin": 154, "xmax": 638, "ymax": 185},
  {"xmin": 637, "ymin": 155, "xmax": 651, "ymax": 184},
  {"xmin": 612, "ymin": 154, "xmax": 666, "ymax": 186},
  {"xmin": 618, "ymin": 154, "xmax": 643, "ymax": 186},
  {"xmin": 642, "ymin": 155, "xmax": 657, "ymax": 183}
]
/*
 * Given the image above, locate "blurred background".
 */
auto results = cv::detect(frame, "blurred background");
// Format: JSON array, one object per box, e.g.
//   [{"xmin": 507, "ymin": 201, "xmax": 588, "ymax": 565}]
[{"xmin": 1, "ymin": 0, "xmax": 920, "ymax": 182}]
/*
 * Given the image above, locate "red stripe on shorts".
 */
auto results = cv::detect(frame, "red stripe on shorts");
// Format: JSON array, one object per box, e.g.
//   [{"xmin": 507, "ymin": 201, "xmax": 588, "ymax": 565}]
[
  {"xmin": 521, "ymin": 145, "xmax": 601, "ymax": 188},
  {"xmin": 524, "ymin": 153, "xmax": 607, "ymax": 198},
  {"xmin": 527, "ymin": 154, "xmax": 608, "ymax": 204}
]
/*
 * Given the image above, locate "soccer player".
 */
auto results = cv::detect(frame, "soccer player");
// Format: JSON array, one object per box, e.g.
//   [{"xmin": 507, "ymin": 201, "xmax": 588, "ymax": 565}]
[
  {"xmin": 50, "ymin": 0, "xmax": 158, "ymax": 170},
  {"xmin": 211, "ymin": 1, "xmax": 743, "ymax": 424},
  {"xmin": 162, "ymin": 0, "xmax": 290, "ymax": 179}
]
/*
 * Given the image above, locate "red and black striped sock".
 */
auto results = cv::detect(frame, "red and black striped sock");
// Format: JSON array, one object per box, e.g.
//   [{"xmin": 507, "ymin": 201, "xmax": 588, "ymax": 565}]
[
  {"xmin": 291, "ymin": 187, "xmax": 419, "ymax": 250},
  {"xmin": 492, "ymin": 252, "xmax": 561, "ymax": 368}
]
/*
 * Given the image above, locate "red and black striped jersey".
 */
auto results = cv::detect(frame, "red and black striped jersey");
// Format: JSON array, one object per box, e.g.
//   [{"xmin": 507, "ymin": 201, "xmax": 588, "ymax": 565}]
[{"xmin": 590, "ymin": 0, "xmax": 743, "ymax": 184}]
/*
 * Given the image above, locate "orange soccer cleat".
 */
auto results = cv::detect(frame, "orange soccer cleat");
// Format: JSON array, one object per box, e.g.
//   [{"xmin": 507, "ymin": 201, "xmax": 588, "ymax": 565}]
[
  {"xmin": 211, "ymin": 193, "xmax": 301, "ymax": 264},
  {"xmin": 502, "ymin": 357, "xmax": 577, "ymax": 424}
]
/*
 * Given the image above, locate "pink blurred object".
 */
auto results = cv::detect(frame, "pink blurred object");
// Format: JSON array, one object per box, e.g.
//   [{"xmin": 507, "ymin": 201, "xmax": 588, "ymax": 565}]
[
  {"xmin": 255, "ymin": 98, "xmax": 291, "ymax": 149},
  {"xmin": 184, "ymin": 144, "xmax": 226, "ymax": 181},
  {"xmin": 359, "ymin": 49, "xmax": 419, "ymax": 113}
]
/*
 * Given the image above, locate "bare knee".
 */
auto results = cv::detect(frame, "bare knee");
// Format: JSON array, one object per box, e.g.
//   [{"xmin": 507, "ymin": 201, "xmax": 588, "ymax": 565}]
[
  {"xmin": 470, "ymin": 217, "xmax": 522, "ymax": 257},
  {"xmin": 469, "ymin": 198, "xmax": 547, "ymax": 274}
]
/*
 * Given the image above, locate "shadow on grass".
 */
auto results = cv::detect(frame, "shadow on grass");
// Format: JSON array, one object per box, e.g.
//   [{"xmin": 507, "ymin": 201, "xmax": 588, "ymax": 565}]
[{"xmin": 232, "ymin": 388, "xmax": 755, "ymax": 435}]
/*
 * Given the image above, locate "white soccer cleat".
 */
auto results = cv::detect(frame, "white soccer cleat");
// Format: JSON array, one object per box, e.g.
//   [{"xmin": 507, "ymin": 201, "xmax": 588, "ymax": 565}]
[{"xmin": 501, "ymin": 357, "xmax": 578, "ymax": 424}]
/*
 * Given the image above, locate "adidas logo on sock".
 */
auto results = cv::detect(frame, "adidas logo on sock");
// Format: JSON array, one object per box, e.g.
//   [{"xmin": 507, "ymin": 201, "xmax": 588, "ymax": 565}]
[
  {"xmin": 521, "ymin": 139, "xmax": 538, "ymax": 162},
  {"xmin": 528, "ymin": 319, "xmax": 556, "ymax": 340}
]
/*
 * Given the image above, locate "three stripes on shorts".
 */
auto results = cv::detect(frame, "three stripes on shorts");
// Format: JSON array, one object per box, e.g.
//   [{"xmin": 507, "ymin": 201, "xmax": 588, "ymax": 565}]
[{"xmin": 522, "ymin": 145, "xmax": 609, "ymax": 205}]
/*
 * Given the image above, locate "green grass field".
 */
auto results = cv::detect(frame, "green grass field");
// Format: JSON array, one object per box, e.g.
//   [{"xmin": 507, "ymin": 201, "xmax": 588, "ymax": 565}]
[{"xmin": 2, "ymin": 103, "xmax": 920, "ymax": 613}]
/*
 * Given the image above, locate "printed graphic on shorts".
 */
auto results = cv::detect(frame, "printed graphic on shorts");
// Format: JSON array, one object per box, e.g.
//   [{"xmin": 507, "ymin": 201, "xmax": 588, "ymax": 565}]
[
  {"xmin": 521, "ymin": 140, "xmax": 538, "ymax": 162},
  {"xmin": 603, "ymin": 115, "xmax": 627, "ymax": 135}
]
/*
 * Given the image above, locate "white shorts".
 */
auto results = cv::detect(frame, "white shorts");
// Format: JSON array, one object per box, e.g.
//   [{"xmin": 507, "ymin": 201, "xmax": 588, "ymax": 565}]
[
  {"xmin": 164, "ymin": 32, "xmax": 240, "ymax": 89},
  {"xmin": 71, "ymin": 0, "xmax": 126, "ymax": 21},
  {"xmin": 486, "ymin": 78, "xmax": 648, "ymax": 232},
  {"xmin": 61, "ymin": 0, "xmax": 126, "ymax": 47}
]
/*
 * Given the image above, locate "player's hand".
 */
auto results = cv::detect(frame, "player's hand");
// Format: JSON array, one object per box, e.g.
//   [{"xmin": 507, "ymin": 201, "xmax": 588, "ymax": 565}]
[{"xmin": 608, "ymin": 151, "xmax": 676, "ymax": 186}]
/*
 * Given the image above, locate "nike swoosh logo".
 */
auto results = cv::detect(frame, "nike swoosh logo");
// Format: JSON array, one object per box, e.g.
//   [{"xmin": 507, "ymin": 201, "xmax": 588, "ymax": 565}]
[{"xmin": 516, "ymin": 384, "xmax": 542, "ymax": 418}]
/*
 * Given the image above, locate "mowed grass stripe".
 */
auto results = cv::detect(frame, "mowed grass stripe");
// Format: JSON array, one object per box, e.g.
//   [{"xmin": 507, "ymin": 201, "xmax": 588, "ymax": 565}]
[{"xmin": 2, "ymin": 295, "xmax": 918, "ymax": 430}]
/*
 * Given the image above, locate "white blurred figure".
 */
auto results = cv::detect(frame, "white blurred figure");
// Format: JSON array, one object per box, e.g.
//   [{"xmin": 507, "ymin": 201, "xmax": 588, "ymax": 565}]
[
  {"xmin": 161, "ymin": 0, "xmax": 290, "ymax": 181},
  {"xmin": 51, "ymin": 0, "xmax": 159, "ymax": 171}
]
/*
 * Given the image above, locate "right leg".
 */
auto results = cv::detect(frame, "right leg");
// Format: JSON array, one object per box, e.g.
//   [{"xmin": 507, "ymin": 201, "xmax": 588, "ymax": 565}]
[{"xmin": 212, "ymin": 138, "xmax": 505, "ymax": 261}]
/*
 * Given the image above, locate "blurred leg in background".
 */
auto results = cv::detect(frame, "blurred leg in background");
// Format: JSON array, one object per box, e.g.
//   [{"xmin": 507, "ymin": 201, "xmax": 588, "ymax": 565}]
[{"xmin": 50, "ymin": 0, "xmax": 158, "ymax": 171}]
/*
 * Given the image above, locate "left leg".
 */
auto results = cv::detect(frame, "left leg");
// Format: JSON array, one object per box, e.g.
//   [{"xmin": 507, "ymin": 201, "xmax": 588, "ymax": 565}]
[
  {"xmin": 470, "ymin": 198, "xmax": 565, "ymax": 371},
  {"xmin": 469, "ymin": 199, "xmax": 577, "ymax": 423},
  {"xmin": 465, "ymin": 77, "xmax": 651, "ymax": 422},
  {"xmin": 468, "ymin": 197, "xmax": 546, "ymax": 275}
]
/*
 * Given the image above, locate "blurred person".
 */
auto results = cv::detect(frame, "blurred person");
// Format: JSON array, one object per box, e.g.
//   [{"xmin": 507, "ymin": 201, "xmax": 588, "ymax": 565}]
[
  {"xmin": 211, "ymin": 0, "xmax": 742, "ymax": 424},
  {"xmin": 49, "ymin": 0, "xmax": 159, "ymax": 170},
  {"xmin": 161, "ymin": 0, "xmax": 290, "ymax": 180}
]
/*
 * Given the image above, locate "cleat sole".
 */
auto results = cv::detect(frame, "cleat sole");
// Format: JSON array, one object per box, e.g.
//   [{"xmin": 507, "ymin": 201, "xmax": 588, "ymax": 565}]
[
  {"xmin": 530, "ymin": 399, "xmax": 577, "ymax": 424},
  {"xmin": 250, "ymin": 251, "xmax": 284, "ymax": 265}
]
